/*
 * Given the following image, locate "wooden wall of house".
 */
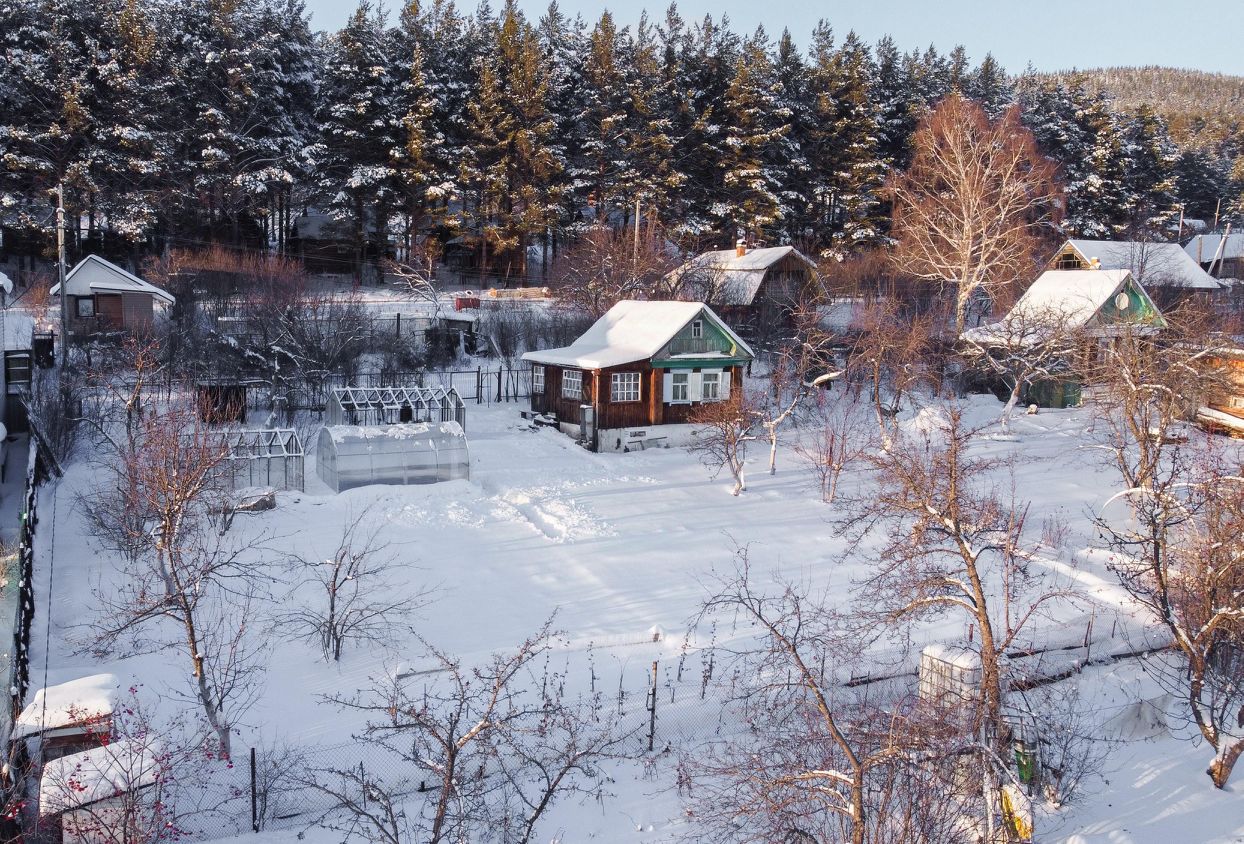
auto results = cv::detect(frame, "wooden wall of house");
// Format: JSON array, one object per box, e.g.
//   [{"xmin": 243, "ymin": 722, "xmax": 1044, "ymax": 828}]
[
  {"xmin": 121, "ymin": 292, "xmax": 155, "ymax": 331},
  {"xmin": 660, "ymin": 365, "xmax": 745, "ymax": 423}
]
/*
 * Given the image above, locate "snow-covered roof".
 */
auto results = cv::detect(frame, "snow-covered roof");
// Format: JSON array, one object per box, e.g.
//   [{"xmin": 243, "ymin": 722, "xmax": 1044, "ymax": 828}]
[
  {"xmin": 976, "ymin": 269, "xmax": 1162, "ymax": 341},
  {"xmin": 667, "ymin": 246, "xmax": 816, "ymax": 305},
  {"xmin": 325, "ymin": 420, "xmax": 465, "ymax": 444},
  {"xmin": 51, "ymin": 255, "xmax": 176, "ymax": 305},
  {"xmin": 1061, "ymin": 240, "xmax": 1218, "ymax": 290},
  {"xmin": 39, "ymin": 739, "xmax": 161, "ymax": 815},
  {"xmin": 13, "ymin": 674, "xmax": 120, "ymax": 739},
  {"xmin": 1185, "ymin": 232, "xmax": 1244, "ymax": 265},
  {"xmin": 521, "ymin": 300, "xmax": 753, "ymax": 369}
]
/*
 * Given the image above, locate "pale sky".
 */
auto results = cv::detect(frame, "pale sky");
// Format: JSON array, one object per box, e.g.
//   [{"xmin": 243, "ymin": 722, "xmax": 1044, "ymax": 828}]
[{"xmin": 302, "ymin": 0, "xmax": 1244, "ymax": 76}]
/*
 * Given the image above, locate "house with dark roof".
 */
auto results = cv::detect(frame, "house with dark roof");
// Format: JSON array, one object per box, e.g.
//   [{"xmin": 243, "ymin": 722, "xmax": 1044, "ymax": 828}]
[{"xmin": 522, "ymin": 300, "xmax": 754, "ymax": 452}]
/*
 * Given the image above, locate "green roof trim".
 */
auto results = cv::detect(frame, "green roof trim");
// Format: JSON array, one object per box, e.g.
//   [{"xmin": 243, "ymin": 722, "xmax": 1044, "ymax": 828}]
[{"xmin": 651, "ymin": 357, "xmax": 750, "ymax": 369}]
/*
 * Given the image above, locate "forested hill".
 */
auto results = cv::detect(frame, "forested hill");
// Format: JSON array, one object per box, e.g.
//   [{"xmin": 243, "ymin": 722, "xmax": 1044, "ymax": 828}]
[{"xmin": 1035, "ymin": 67, "xmax": 1244, "ymax": 147}]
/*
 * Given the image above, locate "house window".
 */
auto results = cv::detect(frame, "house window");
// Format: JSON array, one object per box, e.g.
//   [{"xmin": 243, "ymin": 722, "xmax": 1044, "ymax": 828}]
[
  {"xmin": 671, "ymin": 372, "xmax": 690, "ymax": 402},
  {"xmin": 1055, "ymin": 252, "xmax": 1083, "ymax": 270},
  {"xmin": 562, "ymin": 369, "xmax": 583, "ymax": 400},
  {"xmin": 532, "ymin": 365, "xmax": 545, "ymax": 394},
  {"xmin": 701, "ymin": 372, "xmax": 721, "ymax": 401},
  {"xmin": 1230, "ymin": 396, "xmax": 1244, "ymax": 410},
  {"xmin": 76, "ymin": 297, "xmax": 95, "ymax": 318},
  {"xmin": 611, "ymin": 372, "xmax": 640, "ymax": 402},
  {"xmin": 691, "ymin": 320, "xmax": 703, "ymax": 339}
]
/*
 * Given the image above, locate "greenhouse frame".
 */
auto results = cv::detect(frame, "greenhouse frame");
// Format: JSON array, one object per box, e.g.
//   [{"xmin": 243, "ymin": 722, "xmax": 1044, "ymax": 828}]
[
  {"xmin": 222, "ymin": 428, "xmax": 305, "ymax": 492},
  {"xmin": 315, "ymin": 421, "xmax": 470, "ymax": 492},
  {"xmin": 325, "ymin": 385, "xmax": 467, "ymax": 430}
]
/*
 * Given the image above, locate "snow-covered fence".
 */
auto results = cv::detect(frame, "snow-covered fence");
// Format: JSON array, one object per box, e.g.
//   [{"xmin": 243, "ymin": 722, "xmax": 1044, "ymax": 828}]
[{"xmin": 9, "ymin": 438, "xmax": 43, "ymax": 728}]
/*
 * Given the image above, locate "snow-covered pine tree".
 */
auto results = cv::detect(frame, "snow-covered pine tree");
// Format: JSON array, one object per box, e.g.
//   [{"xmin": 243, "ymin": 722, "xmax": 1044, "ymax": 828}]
[
  {"xmin": 623, "ymin": 14, "xmax": 683, "ymax": 225},
  {"xmin": 669, "ymin": 13, "xmax": 739, "ymax": 240},
  {"xmin": 871, "ymin": 36, "xmax": 920, "ymax": 169},
  {"xmin": 965, "ymin": 53, "xmax": 1014, "ymax": 118},
  {"xmin": 579, "ymin": 11, "xmax": 632, "ymax": 222},
  {"xmin": 826, "ymin": 31, "xmax": 886, "ymax": 254},
  {"xmin": 1121, "ymin": 105, "xmax": 1181, "ymax": 238},
  {"xmin": 391, "ymin": 1, "xmax": 453, "ymax": 258},
  {"xmin": 537, "ymin": 2, "xmax": 589, "ymax": 249},
  {"xmin": 770, "ymin": 28, "xmax": 811, "ymax": 246},
  {"xmin": 715, "ymin": 26, "xmax": 788, "ymax": 244},
  {"xmin": 459, "ymin": 2, "xmax": 562, "ymax": 282},
  {"xmin": 312, "ymin": 2, "xmax": 401, "ymax": 281}
]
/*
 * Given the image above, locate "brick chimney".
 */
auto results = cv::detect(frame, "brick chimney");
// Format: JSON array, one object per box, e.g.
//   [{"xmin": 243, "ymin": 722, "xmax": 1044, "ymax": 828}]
[{"xmin": 735, "ymin": 238, "xmax": 747, "ymax": 258}]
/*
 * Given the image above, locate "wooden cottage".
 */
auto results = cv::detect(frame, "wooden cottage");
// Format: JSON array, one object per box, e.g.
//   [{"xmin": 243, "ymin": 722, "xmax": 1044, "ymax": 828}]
[
  {"xmin": 965, "ymin": 268, "xmax": 1165, "ymax": 407},
  {"xmin": 522, "ymin": 301, "xmax": 754, "ymax": 452},
  {"xmin": 1196, "ymin": 346, "xmax": 1244, "ymax": 437},
  {"xmin": 1046, "ymin": 239, "xmax": 1218, "ymax": 309},
  {"xmin": 1186, "ymin": 231, "xmax": 1244, "ymax": 279},
  {"xmin": 665, "ymin": 245, "xmax": 817, "ymax": 346},
  {"xmin": 50, "ymin": 255, "xmax": 174, "ymax": 337}
]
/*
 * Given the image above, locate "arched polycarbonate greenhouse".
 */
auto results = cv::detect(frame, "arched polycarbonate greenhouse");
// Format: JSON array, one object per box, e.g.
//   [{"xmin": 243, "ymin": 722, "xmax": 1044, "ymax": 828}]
[{"xmin": 315, "ymin": 422, "xmax": 470, "ymax": 492}]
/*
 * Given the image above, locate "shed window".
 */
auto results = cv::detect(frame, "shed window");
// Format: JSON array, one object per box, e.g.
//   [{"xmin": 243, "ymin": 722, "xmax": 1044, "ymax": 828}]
[
  {"xmin": 611, "ymin": 372, "xmax": 640, "ymax": 402},
  {"xmin": 76, "ymin": 297, "xmax": 95, "ymax": 318},
  {"xmin": 562, "ymin": 369, "xmax": 583, "ymax": 400},
  {"xmin": 532, "ymin": 365, "xmax": 545, "ymax": 395}
]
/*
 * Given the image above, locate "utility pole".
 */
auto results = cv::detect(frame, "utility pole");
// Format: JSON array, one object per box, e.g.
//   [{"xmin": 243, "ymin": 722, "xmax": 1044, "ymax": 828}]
[
  {"xmin": 56, "ymin": 183, "xmax": 68, "ymax": 369},
  {"xmin": 633, "ymin": 196, "xmax": 641, "ymax": 269}
]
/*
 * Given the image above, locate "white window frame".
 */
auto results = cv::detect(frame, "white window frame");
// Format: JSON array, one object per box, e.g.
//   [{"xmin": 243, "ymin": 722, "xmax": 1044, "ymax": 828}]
[
  {"xmin": 611, "ymin": 371, "xmax": 641, "ymax": 403},
  {"xmin": 691, "ymin": 319, "xmax": 703, "ymax": 339},
  {"xmin": 671, "ymin": 372, "xmax": 690, "ymax": 403},
  {"xmin": 532, "ymin": 365, "xmax": 545, "ymax": 395},
  {"xmin": 1229, "ymin": 395, "xmax": 1244, "ymax": 410},
  {"xmin": 562, "ymin": 369, "xmax": 583, "ymax": 400},
  {"xmin": 700, "ymin": 371, "xmax": 721, "ymax": 401},
  {"xmin": 76, "ymin": 297, "xmax": 95, "ymax": 318}
]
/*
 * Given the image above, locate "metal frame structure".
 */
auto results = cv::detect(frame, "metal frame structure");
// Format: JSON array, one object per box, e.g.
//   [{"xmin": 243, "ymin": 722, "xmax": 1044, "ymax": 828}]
[
  {"xmin": 325, "ymin": 385, "xmax": 467, "ymax": 430},
  {"xmin": 222, "ymin": 428, "xmax": 305, "ymax": 492}
]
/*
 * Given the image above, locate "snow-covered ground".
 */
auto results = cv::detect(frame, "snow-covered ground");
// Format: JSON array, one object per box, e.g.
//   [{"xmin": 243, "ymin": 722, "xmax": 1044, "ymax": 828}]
[{"xmin": 27, "ymin": 391, "xmax": 1244, "ymax": 842}]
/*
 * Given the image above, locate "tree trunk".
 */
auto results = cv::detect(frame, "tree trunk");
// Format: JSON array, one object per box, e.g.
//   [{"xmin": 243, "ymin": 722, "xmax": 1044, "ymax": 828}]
[{"xmin": 1208, "ymin": 737, "xmax": 1244, "ymax": 788}]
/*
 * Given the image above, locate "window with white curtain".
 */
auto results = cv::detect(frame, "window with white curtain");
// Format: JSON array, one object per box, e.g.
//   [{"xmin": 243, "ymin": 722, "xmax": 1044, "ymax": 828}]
[{"xmin": 532, "ymin": 365, "xmax": 545, "ymax": 394}]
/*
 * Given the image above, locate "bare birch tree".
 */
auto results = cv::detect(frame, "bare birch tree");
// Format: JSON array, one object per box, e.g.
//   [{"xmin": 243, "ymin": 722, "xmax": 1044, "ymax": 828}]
[
  {"xmin": 888, "ymin": 94, "xmax": 1060, "ymax": 336},
  {"xmin": 848, "ymin": 299, "xmax": 931, "ymax": 450},
  {"xmin": 689, "ymin": 394, "xmax": 758, "ymax": 496}
]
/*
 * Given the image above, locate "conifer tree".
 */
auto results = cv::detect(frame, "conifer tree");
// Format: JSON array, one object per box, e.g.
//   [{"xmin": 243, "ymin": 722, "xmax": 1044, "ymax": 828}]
[
  {"xmin": 313, "ymin": 2, "xmax": 401, "ymax": 281},
  {"xmin": 717, "ymin": 27, "xmax": 789, "ymax": 242}
]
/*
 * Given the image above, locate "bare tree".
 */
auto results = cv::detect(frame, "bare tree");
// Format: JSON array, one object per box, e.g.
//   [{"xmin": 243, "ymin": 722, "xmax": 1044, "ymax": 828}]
[
  {"xmin": 314, "ymin": 620, "xmax": 621, "ymax": 843},
  {"xmin": 753, "ymin": 302, "xmax": 845, "ymax": 476},
  {"xmin": 550, "ymin": 224, "xmax": 679, "ymax": 317},
  {"xmin": 848, "ymin": 299, "xmax": 932, "ymax": 450},
  {"xmin": 849, "ymin": 406, "xmax": 1071, "ymax": 734},
  {"xmin": 689, "ymin": 394, "xmax": 759, "ymax": 496},
  {"xmin": 1094, "ymin": 435, "xmax": 1244, "ymax": 787},
  {"xmin": 794, "ymin": 393, "xmax": 874, "ymax": 504},
  {"xmin": 888, "ymin": 94, "xmax": 1060, "ymax": 336},
  {"xmin": 960, "ymin": 304, "xmax": 1082, "ymax": 429},
  {"xmin": 278, "ymin": 515, "xmax": 429, "ymax": 662},
  {"xmin": 684, "ymin": 553, "xmax": 977, "ymax": 844},
  {"xmin": 83, "ymin": 400, "xmax": 264, "ymax": 758}
]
